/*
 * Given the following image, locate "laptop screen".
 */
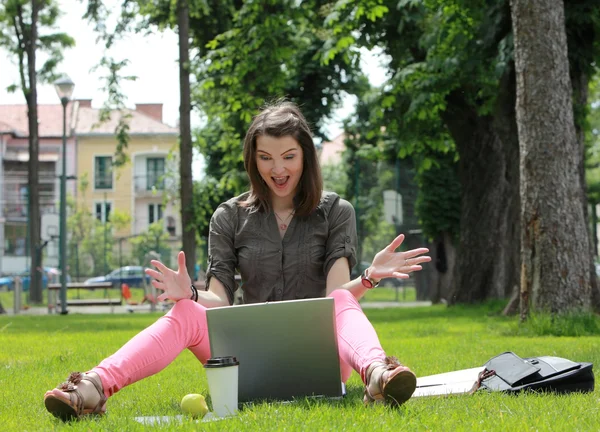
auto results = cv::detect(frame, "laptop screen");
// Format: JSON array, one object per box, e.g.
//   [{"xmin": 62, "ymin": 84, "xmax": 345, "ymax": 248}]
[{"xmin": 206, "ymin": 297, "xmax": 343, "ymax": 402}]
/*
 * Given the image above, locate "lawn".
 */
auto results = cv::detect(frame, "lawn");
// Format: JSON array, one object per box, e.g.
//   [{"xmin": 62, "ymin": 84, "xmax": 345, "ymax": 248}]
[
  {"xmin": 361, "ymin": 285, "xmax": 417, "ymax": 303},
  {"xmin": 0, "ymin": 303, "xmax": 599, "ymax": 431}
]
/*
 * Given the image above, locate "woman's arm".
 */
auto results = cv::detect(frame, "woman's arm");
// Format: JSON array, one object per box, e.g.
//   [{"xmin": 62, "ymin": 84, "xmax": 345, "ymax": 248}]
[
  {"xmin": 326, "ymin": 257, "xmax": 369, "ymax": 299},
  {"xmin": 326, "ymin": 234, "xmax": 431, "ymax": 300}
]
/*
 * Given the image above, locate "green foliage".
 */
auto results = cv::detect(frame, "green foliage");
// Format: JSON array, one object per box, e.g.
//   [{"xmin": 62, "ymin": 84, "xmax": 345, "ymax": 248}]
[
  {"xmin": 67, "ymin": 178, "xmax": 131, "ymax": 277},
  {"xmin": 415, "ymin": 152, "xmax": 461, "ymax": 241},
  {"xmin": 91, "ymin": 57, "xmax": 136, "ymax": 167},
  {"xmin": 585, "ymin": 72, "xmax": 600, "ymax": 202},
  {"xmin": 130, "ymin": 222, "xmax": 172, "ymax": 267},
  {"xmin": 360, "ymin": 219, "xmax": 397, "ymax": 263},
  {"xmin": 321, "ymin": 162, "xmax": 349, "ymax": 196},
  {"xmin": 322, "ymin": 0, "xmax": 507, "ymax": 164},
  {"xmin": 189, "ymin": 0, "xmax": 364, "ymax": 234},
  {"xmin": 0, "ymin": 0, "xmax": 75, "ymax": 93}
]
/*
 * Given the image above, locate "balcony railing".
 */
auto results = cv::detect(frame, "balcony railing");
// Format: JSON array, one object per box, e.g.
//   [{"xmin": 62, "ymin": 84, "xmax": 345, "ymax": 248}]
[
  {"xmin": 3, "ymin": 203, "xmax": 58, "ymax": 219},
  {"xmin": 134, "ymin": 174, "xmax": 165, "ymax": 192},
  {"xmin": 95, "ymin": 175, "xmax": 113, "ymax": 190}
]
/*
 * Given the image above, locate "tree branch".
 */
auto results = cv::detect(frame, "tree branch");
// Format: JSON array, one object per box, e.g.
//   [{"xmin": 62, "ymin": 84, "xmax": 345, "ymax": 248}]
[{"xmin": 12, "ymin": 7, "xmax": 29, "ymax": 96}]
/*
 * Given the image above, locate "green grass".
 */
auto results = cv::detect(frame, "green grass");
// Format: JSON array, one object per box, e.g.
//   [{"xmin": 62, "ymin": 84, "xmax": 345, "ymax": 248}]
[
  {"xmin": 1, "ymin": 304, "xmax": 599, "ymax": 431},
  {"xmin": 360, "ymin": 285, "xmax": 417, "ymax": 302}
]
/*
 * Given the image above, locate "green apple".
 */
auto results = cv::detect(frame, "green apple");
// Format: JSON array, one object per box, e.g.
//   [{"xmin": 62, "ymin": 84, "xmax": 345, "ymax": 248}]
[{"xmin": 180, "ymin": 393, "xmax": 209, "ymax": 418}]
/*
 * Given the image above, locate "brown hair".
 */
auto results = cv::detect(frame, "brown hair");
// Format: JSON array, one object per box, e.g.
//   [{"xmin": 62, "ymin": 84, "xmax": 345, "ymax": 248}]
[{"xmin": 240, "ymin": 100, "xmax": 323, "ymax": 217}]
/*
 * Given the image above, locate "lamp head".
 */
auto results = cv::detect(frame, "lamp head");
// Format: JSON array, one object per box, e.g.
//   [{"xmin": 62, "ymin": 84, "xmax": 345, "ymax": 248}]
[{"xmin": 53, "ymin": 75, "xmax": 75, "ymax": 103}]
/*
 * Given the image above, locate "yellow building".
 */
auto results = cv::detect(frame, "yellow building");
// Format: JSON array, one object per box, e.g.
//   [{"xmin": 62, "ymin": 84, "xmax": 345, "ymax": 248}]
[{"xmin": 73, "ymin": 100, "xmax": 180, "ymax": 239}]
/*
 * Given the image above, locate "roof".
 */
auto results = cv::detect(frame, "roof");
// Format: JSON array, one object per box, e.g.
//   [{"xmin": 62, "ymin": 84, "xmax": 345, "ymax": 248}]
[
  {"xmin": 0, "ymin": 104, "xmax": 74, "ymax": 137},
  {"xmin": 320, "ymin": 133, "xmax": 346, "ymax": 165},
  {"xmin": 0, "ymin": 120, "xmax": 16, "ymax": 134},
  {"xmin": 0, "ymin": 102, "xmax": 178, "ymax": 138},
  {"xmin": 75, "ymin": 106, "xmax": 178, "ymax": 136}
]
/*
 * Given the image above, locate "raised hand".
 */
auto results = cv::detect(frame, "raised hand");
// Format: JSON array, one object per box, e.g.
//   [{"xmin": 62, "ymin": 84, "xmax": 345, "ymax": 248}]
[
  {"xmin": 368, "ymin": 234, "xmax": 431, "ymax": 281},
  {"xmin": 145, "ymin": 251, "xmax": 192, "ymax": 302}
]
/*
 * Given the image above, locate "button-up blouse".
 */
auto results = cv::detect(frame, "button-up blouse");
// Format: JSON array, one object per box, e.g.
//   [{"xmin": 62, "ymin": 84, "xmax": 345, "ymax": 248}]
[{"xmin": 205, "ymin": 191, "xmax": 358, "ymax": 305}]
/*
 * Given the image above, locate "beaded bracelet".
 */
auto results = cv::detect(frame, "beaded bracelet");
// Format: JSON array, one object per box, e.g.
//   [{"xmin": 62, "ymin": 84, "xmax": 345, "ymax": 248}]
[{"xmin": 190, "ymin": 284, "xmax": 199, "ymax": 302}]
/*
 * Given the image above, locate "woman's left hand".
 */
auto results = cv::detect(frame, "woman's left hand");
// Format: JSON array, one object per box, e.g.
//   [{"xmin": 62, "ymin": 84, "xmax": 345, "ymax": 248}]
[{"xmin": 368, "ymin": 234, "xmax": 431, "ymax": 281}]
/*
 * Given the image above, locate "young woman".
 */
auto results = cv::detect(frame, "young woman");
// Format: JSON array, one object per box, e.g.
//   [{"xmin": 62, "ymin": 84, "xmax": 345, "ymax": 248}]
[{"xmin": 44, "ymin": 101, "xmax": 431, "ymax": 420}]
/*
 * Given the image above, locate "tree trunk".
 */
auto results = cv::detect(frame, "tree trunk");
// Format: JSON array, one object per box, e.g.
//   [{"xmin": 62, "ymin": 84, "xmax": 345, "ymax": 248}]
[
  {"xmin": 177, "ymin": 0, "xmax": 196, "ymax": 280},
  {"xmin": 26, "ymin": 0, "xmax": 43, "ymax": 304},
  {"xmin": 511, "ymin": 0, "xmax": 591, "ymax": 316},
  {"xmin": 429, "ymin": 232, "xmax": 456, "ymax": 304},
  {"xmin": 442, "ymin": 68, "xmax": 521, "ymax": 305}
]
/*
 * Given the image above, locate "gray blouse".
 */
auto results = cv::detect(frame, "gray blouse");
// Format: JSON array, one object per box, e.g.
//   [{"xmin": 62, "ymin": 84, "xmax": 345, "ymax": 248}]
[{"xmin": 205, "ymin": 191, "xmax": 358, "ymax": 305}]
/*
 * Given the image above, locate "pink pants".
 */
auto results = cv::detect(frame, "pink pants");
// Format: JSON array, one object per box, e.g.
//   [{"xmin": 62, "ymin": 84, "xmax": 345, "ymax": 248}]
[{"xmin": 93, "ymin": 289, "xmax": 386, "ymax": 398}]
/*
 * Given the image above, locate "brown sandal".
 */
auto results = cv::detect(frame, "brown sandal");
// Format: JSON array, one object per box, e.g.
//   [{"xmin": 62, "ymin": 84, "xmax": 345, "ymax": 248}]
[
  {"xmin": 44, "ymin": 372, "xmax": 107, "ymax": 421},
  {"xmin": 364, "ymin": 356, "xmax": 417, "ymax": 407}
]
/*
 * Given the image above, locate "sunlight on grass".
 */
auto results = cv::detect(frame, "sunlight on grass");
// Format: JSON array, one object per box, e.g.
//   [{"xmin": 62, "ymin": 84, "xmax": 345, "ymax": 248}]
[
  {"xmin": 0, "ymin": 304, "xmax": 598, "ymax": 431},
  {"xmin": 361, "ymin": 285, "xmax": 417, "ymax": 302},
  {"xmin": 507, "ymin": 311, "xmax": 600, "ymax": 337}
]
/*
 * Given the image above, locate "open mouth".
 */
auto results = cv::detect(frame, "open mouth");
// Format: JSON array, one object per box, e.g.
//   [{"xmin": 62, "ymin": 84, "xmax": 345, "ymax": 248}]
[{"xmin": 272, "ymin": 176, "xmax": 290, "ymax": 189}]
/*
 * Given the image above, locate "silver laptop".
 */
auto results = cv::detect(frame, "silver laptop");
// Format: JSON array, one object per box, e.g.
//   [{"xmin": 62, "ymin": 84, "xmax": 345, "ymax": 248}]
[{"xmin": 206, "ymin": 297, "xmax": 344, "ymax": 402}]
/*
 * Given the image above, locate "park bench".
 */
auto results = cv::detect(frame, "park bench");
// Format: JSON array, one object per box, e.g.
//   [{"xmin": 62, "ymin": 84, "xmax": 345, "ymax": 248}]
[{"xmin": 47, "ymin": 282, "xmax": 122, "ymax": 313}]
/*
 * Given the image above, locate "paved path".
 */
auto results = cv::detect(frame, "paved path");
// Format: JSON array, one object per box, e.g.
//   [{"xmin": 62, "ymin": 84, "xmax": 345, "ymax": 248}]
[{"xmin": 3, "ymin": 300, "xmax": 432, "ymax": 316}]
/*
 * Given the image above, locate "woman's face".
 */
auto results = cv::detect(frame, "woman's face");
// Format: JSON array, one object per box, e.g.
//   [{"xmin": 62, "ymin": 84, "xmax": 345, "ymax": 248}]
[{"xmin": 255, "ymin": 135, "xmax": 304, "ymax": 203}]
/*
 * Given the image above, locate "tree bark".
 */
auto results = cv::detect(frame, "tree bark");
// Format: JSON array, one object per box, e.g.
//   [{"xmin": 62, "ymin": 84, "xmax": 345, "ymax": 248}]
[
  {"xmin": 25, "ymin": 0, "xmax": 43, "ymax": 304},
  {"xmin": 177, "ymin": 0, "xmax": 196, "ymax": 279},
  {"xmin": 429, "ymin": 232, "xmax": 456, "ymax": 304},
  {"xmin": 443, "ymin": 68, "xmax": 521, "ymax": 305},
  {"xmin": 511, "ymin": 0, "xmax": 591, "ymax": 316}
]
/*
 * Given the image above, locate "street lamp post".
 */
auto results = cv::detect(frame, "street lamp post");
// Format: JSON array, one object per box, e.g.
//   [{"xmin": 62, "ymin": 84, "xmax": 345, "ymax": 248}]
[{"xmin": 54, "ymin": 76, "xmax": 75, "ymax": 315}]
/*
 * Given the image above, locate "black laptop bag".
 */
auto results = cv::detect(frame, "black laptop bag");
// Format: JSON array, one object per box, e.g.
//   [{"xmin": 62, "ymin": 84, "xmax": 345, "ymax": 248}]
[{"xmin": 475, "ymin": 352, "xmax": 594, "ymax": 394}]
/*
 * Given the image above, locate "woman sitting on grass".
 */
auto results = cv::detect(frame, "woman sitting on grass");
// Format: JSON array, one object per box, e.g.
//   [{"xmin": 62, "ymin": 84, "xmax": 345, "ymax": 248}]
[{"xmin": 43, "ymin": 100, "xmax": 431, "ymax": 420}]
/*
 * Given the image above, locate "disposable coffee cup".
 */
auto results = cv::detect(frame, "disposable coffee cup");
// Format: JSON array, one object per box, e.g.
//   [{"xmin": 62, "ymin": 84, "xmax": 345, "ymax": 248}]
[{"xmin": 204, "ymin": 356, "xmax": 240, "ymax": 417}]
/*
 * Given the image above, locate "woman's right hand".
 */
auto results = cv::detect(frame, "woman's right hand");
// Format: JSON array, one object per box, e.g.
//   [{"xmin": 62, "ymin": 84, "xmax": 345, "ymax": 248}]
[{"xmin": 145, "ymin": 251, "xmax": 193, "ymax": 302}]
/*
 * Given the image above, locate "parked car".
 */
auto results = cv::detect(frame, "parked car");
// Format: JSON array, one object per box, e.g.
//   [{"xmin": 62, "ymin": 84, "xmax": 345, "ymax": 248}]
[
  {"xmin": 0, "ymin": 267, "xmax": 68, "ymax": 291},
  {"xmin": 84, "ymin": 266, "xmax": 151, "ymax": 288}
]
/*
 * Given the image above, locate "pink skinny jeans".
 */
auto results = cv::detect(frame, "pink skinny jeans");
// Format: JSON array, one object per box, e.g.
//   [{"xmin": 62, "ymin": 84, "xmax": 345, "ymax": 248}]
[{"xmin": 93, "ymin": 289, "xmax": 386, "ymax": 398}]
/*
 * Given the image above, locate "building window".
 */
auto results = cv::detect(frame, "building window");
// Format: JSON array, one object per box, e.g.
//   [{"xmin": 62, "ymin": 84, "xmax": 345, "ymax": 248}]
[
  {"xmin": 167, "ymin": 216, "xmax": 176, "ymax": 236},
  {"xmin": 95, "ymin": 202, "xmax": 112, "ymax": 223},
  {"xmin": 4, "ymin": 223, "xmax": 27, "ymax": 256},
  {"xmin": 147, "ymin": 158, "xmax": 165, "ymax": 190},
  {"xmin": 148, "ymin": 203, "xmax": 163, "ymax": 225},
  {"xmin": 95, "ymin": 156, "xmax": 113, "ymax": 189}
]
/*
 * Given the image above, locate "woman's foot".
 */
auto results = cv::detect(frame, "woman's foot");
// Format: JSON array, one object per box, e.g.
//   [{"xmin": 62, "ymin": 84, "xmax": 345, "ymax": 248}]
[
  {"xmin": 44, "ymin": 372, "xmax": 107, "ymax": 421},
  {"xmin": 364, "ymin": 356, "xmax": 417, "ymax": 407}
]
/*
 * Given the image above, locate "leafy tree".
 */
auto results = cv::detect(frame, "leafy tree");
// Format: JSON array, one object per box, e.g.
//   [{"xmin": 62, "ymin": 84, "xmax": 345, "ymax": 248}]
[
  {"xmin": 190, "ymin": 0, "xmax": 364, "ymax": 236},
  {"xmin": 0, "ymin": 0, "xmax": 74, "ymax": 302},
  {"xmin": 323, "ymin": 0, "xmax": 521, "ymax": 303},
  {"xmin": 67, "ymin": 175, "xmax": 130, "ymax": 277},
  {"xmin": 81, "ymin": 212, "xmax": 130, "ymax": 275},
  {"xmin": 324, "ymin": 0, "xmax": 600, "ymax": 309},
  {"xmin": 415, "ymin": 153, "xmax": 461, "ymax": 244},
  {"xmin": 83, "ymin": 0, "xmax": 241, "ymax": 275},
  {"xmin": 130, "ymin": 222, "xmax": 172, "ymax": 268}
]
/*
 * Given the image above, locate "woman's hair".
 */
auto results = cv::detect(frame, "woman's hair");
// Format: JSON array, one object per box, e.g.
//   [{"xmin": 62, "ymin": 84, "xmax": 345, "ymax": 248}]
[{"xmin": 239, "ymin": 100, "xmax": 323, "ymax": 217}]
